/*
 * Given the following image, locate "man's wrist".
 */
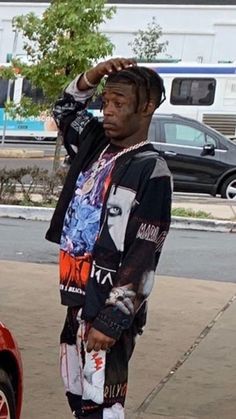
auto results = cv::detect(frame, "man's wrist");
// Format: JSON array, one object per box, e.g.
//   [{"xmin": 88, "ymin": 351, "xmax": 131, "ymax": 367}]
[
  {"xmin": 77, "ymin": 67, "xmax": 103, "ymax": 91},
  {"xmin": 83, "ymin": 71, "xmax": 98, "ymax": 88},
  {"xmin": 85, "ymin": 66, "xmax": 105, "ymax": 84}
]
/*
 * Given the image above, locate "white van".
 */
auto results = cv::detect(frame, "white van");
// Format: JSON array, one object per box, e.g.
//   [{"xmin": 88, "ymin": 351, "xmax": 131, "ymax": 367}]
[{"xmin": 145, "ymin": 61, "xmax": 236, "ymax": 139}]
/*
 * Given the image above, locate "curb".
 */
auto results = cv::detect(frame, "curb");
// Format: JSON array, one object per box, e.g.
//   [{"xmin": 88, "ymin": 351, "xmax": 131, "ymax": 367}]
[
  {"xmin": 171, "ymin": 216, "xmax": 236, "ymax": 233},
  {"xmin": 0, "ymin": 205, "xmax": 236, "ymax": 232},
  {"xmin": 0, "ymin": 149, "xmax": 45, "ymax": 158},
  {"xmin": 0, "ymin": 205, "xmax": 53, "ymax": 221}
]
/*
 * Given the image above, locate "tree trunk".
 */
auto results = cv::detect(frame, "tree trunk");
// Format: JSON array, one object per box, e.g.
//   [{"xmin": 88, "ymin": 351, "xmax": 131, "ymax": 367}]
[{"xmin": 53, "ymin": 130, "xmax": 63, "ymax": 173}]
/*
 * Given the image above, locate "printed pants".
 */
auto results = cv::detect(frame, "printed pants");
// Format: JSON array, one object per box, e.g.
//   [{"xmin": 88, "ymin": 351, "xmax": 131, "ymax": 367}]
[{"xmin": 60, "ymin": 307, "xmax": 136, "ymax": 418}]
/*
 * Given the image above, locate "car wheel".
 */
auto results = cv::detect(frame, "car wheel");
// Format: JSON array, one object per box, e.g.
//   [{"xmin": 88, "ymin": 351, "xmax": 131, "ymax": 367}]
[
  {"xmin": 0, "ymin": 369, "xmax": 16, "ymax": 419},
  {"xmin": 221, "ymin": 174, "xmax": 236, "ymax": 200}
]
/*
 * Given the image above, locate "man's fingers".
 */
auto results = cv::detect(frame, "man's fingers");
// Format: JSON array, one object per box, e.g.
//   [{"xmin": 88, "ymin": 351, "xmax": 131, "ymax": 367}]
[
  {"xmin": 87, "ymin": 334, "xmax": 95, "ymax": 353},
  {"xmin": 86, "ymin": 335, "xmax": 108, "ymax": 352},
  {"xmin": 104, "ymin": 58, "xmax": 136, "ymax": 75},
  {"xmin": 120, "ymin": 58, "xmax": 137, "ymax": 68},
  {"xmin": 105, "ymin": 59, "xmax": 122, "ymax": 73},
  {"xmin": 114, "ymin": 57, "xmax": 136, "ymax": 70},
  {"xmin": 86, "ymin": 327, "xmax": 116, "ymax": 352},
  {"xmin": 86, "ymin": 341, "xmax": 93, "ymax": 353},
  {"xmin": 94, "ymin": 57, "xmax": 137, "ymax": 79},
  {"xmin": 93, "ymin": 342, "xmax": 102, "ymax": 352},
  {"xmin": 101, "ymin": 343, "xmax": 109, "ymax": 351},
  {"xmin": 87, "ymin": 340, "xmax": 101, "ymax": 353}
]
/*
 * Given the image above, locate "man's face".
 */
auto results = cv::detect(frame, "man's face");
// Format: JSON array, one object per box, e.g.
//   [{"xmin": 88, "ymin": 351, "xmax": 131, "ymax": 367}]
[{"xmin": 102, "ymin": 82, "xmax": 144, "ymax": 141}]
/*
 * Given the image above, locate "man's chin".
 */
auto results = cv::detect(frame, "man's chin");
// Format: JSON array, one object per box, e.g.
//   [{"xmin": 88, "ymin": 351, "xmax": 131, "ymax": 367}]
[
  {"xmin": 105, "ymin": 131, "xmax": 124, "ymax": 142},
  {"xmin": 104, "ymin": 126, "xmax": 116, "ymax": 135}
]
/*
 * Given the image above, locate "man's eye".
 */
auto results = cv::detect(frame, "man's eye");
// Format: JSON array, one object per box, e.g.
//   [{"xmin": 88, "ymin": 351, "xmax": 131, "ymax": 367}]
[
  {"xmin": 108, "ymin": 206, "xmax": 122, "ymax": 216},
  {"xmin": 115, "ymin": 102, "xmax": 122, "ymax": 108}
]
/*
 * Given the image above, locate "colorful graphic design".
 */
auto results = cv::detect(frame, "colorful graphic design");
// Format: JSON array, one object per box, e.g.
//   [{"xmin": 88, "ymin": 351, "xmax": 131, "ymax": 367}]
[
  {"xmin": 59, "ymin": 251, "xmax": 92, "ymax": 295},
  {"xmin": 60, "ymin": 153, "xmax": 115, "ymax": 302}
]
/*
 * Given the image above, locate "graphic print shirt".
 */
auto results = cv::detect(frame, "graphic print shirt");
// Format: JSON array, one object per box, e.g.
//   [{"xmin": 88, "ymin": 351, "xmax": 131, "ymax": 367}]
[{"xmin": 59, "ymin": 147, "xmax": 118, "ymax": 307}]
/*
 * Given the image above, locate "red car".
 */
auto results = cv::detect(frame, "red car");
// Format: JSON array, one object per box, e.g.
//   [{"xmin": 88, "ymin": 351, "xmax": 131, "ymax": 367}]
[{"xmin": 0, "ymin": 322, "xmax": 23, "ymax": 419}]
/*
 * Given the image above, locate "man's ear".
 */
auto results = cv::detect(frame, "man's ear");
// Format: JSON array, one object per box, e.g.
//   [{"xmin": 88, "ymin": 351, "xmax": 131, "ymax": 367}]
[{"xmin": 142, "ymin": 100, "xmax": 156, "ymax": 117}]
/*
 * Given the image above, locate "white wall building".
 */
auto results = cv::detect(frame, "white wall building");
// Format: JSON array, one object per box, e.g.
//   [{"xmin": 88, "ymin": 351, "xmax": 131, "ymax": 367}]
[{"xmin": 1, "ymin": 1, "xmax": 236, "ymax": 63}]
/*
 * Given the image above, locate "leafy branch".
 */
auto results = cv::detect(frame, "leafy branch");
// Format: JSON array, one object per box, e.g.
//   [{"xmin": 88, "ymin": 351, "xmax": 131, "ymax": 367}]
[{"xmin": 129, "ymin": 17, "xmax": 169, "ymax": 61}]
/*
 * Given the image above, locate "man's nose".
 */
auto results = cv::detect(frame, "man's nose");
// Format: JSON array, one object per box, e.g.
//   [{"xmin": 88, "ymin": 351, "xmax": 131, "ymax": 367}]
[{"xmin": 103, "ymin": 102, "xmax": 115, "ymax": 116}]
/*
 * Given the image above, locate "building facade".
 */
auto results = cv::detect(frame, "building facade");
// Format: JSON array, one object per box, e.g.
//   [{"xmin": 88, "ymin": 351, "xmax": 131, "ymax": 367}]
[{"xmin": 1, "ymin": 1, "xmax": 236, "ymax": 63}]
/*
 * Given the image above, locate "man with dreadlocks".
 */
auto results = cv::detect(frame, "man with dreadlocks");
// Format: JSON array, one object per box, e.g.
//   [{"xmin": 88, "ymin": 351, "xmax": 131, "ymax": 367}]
[{"xmin": 46, "ymin": 58, "xmax": 171, "ymax": 418}]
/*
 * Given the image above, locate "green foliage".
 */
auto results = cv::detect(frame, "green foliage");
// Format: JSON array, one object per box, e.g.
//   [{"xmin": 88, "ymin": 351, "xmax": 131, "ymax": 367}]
[
  {"xmin": 172, "ymin": 207, "xmax": 212, "ymax": 219},
  {"xmin": 129, "ymin": 17, "xmax": 168, "ymax": 61},
  {"xmin": 0, "ymin": 66, "xmax": 17, "ymax": 80},
  {"xmin": 5, "ymin": 97, "xmax": 48, "ymax": 119},
  {"xmin": 0, "ymin": 166, "xmax": 66, "ymax": 205},
  {"xmin": 1, "ymin": 0, "xmax": 115, "ymax": 117}
]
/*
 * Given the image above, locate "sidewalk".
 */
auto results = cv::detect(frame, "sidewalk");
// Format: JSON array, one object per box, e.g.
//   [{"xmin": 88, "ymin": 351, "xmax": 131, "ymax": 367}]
[{"xmin": 1, "ymin": 260, "xmax": 236, "ymax": 418}]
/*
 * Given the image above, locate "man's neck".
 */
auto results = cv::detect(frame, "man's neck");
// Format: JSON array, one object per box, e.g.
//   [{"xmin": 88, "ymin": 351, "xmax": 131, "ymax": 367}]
[{"xmin": 110, "ymin": 133, "xmax": 148, "ymax": 148}]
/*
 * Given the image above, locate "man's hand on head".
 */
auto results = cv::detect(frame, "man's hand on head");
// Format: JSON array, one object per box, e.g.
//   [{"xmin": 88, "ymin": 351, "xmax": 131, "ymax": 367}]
[
  {"xmin": 78, "ymin": 58, "xmax": 136, "ymax": 90},
  {"xmin": 95, "ymin": 57, "xmax": 137, "ymax": 78},
  {"xmin": 86, "ymin": 327, "xmax": 116, "ymax": 353}
]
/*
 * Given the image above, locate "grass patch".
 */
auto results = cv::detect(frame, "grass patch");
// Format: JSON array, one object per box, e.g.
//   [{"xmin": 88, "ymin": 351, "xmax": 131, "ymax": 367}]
[
  {"xmin": 172, "ymin": 207, "xmax": 212, "ymax": 219},
  {"xmin": 18, "ymin": 198, "xmax": 58, "ymax": 208}
]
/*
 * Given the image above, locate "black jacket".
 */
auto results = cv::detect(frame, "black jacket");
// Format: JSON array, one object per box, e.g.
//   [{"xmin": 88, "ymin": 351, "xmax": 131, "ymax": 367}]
[{"xmin": 46, "ymin": 91, "xmax": 172, "ymax": 340}]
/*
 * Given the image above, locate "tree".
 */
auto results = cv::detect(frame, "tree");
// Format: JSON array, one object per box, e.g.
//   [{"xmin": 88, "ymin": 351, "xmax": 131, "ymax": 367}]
[
  {"xmin": 129, "ymin": 17, "xmax": 168, "ymax": 62},
  {"xmin": 1, "ymin": 0, "xmax": 115, "ymax": 169}
]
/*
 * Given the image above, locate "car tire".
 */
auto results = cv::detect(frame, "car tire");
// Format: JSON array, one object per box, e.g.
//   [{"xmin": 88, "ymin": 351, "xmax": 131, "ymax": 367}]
[
  {"xmin": 221, "ymin": 174, "xmax": 236, "ymax": 200},
  {"xmin": 0, "ymin": 369, "xmax": 16, "ymax": 419}
]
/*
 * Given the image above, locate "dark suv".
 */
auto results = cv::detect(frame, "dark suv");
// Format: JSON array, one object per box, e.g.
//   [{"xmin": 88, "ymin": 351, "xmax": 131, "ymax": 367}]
[{"xmin": 149, "ymin": 114, "xmax": 236, "ymax": 200}]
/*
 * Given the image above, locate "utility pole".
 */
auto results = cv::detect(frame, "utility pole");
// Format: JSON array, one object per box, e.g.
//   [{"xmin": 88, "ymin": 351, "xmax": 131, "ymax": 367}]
[{"xmin": 1, "ymin": 29, "xmax": 18, "ymax": 146}]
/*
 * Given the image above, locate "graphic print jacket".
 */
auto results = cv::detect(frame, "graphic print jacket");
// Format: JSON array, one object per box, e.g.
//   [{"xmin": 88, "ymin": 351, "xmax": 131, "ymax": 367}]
[{"xmin": 46, "ymin": 78, "xmax": 172, "ymax": 340}]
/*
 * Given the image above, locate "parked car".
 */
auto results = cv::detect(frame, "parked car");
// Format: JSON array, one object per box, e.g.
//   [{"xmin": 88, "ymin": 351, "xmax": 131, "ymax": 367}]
[
  {"xmin": 0, "ymin": 322, "xmax": 23, "ymax": 419},
  {"xmin": 149, "ymin": 114, "xmax": 236, "ymax": 200}
]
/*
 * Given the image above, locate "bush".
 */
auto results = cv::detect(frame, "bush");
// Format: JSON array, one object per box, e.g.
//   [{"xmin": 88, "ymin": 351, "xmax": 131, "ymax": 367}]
[{"xmin": 0, "ymin": 166, "xmax": 67, "ymax": 206}]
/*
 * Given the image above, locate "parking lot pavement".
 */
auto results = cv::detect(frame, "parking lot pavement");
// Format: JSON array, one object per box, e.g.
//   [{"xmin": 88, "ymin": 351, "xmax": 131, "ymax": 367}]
[
  {"xmin": 143, "ymin": 300, "xmax": 236, "ymax": 419},
  {"xmin": 1, "ymin": 260, "xmax": 236, "ymax": 418}
]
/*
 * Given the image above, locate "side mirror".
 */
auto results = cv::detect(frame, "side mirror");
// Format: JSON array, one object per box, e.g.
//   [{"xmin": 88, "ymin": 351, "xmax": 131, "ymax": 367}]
[{"xmin": 201, "ymin": 143, "xmax": 215, "ymax": 156}]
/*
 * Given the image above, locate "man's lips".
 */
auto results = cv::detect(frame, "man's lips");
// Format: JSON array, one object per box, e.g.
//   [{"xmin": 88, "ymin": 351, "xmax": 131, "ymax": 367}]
[{"xmin": 103, "ymin": 121, "xmax": 116, "ymax": 129}]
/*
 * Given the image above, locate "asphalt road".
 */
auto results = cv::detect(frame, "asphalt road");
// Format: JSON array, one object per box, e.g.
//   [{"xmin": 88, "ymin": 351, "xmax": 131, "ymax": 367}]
[
  {"xmin": 0, "ymin": 141, "xmax": 65, "ymax": 172},
  {"xmin": 0, "ymin": 218, "xmax": 235, "ymax": 283}
]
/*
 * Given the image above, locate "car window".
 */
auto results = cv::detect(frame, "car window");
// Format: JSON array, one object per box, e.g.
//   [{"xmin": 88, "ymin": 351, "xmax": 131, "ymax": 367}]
[
  {"xmin": 171, "ymin": 78, "xmax": 216, "ymax": 106},
  {"xmin": 164, "ymin": 122, "xmax": 206, "ymax": 147},
  {"xmin": 206, "ymin": 134, "xmax": 217, "ymax": 147}
]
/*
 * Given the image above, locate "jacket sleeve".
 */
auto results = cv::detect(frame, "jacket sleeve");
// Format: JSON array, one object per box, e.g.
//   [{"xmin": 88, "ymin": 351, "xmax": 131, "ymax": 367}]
[
  {"xmin": 92, "ymin": 172, "xmax": 172, "ymax": 340},
  {"xmin": 45, "ymin": 76, "xmax": 105, "ymax": 244},
  {"xmin": 53, "ymin": 74, "xmax": 98, "ymax": 160}
]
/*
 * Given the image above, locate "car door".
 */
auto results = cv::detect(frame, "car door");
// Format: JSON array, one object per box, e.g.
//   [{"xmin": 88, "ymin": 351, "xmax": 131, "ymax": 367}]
[{"xmin": 152, "ymin": 118, "xmax": 228, "ymax": 193}]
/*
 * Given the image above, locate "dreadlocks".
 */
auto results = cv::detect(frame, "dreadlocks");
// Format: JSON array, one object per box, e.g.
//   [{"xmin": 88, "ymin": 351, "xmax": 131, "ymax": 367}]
[{"xmin": 105, "ymin": 66, "xmax": 166, "ymax": 112}]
